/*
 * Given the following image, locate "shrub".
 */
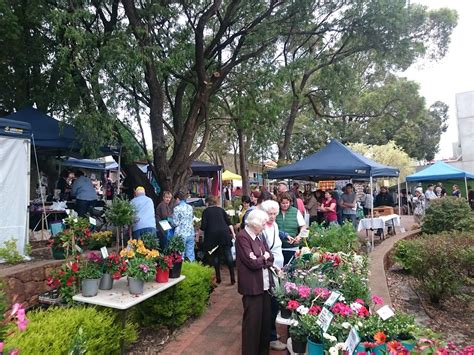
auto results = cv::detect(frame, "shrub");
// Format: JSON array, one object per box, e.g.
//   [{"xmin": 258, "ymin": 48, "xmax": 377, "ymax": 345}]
[
  {"xmin": 308, "ymin": 222, "xmax": 359, "ymax": 253},
  {"xmin": 0, "ymin": 238, "xmax": 24, "ymax": 265},
  {"xmin": 395, "ymin": 232, "xmax": 474, "ymax": 303},
  {"xmin": 422, "ymin": 197, "xmax": 474, "ymax": 234},
  {"xmin": 5, "ymin": 307, "xmax": 137, "ymax": 354},
  {"xmin": 134, "ymin": 261, "xmax": 213, "ymax": 328}
]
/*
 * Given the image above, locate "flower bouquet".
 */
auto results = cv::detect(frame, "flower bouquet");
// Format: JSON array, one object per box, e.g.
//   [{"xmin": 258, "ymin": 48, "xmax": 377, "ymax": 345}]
[{"xmin": 125, "ymin": 257, "xmax": 156, "ymax": 294}]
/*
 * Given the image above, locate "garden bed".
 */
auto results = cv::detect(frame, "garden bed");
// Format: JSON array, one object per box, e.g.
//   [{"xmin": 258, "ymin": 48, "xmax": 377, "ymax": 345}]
[{"xmin": 387, "ymin": 263, "xmax": 473, "ymax": 347}]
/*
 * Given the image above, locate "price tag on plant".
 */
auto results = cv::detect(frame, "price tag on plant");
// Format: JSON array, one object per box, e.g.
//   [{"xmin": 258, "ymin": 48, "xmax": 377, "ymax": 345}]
[
  {"xmin": 300, "ymin": 230, "xmax": 309, "ymax": 238},
  {"xmin": 74, "ymin": 244, "xmax": 83, "ymax": 253},
  {"xmin": 159, "ymin": 220, "xmax": 172, "ymax": 231},
  {"xmin": 377, "ymin": 305, "xmax": 395, "ymax": 320},
  {"xmin": 89, "ymin": 217, "xmax": 96, "ymax": 226},
  {"xmin": 227, "ymin": 209, "xmax": 236, "ymax": 216},
  {"xmin": 100, "ymin": 246, "xmax": 109, "ymax": 259},
  {"xmin": 324, "ymin": 290, "xmax": 341, "ymax": 307},
  {"xmin": 344, "ymin": 327, "xmax": 360, "ymax": 355},
  {"xmin": 317, "ymin": 307, "xmax": 334, "ymax": 332}
]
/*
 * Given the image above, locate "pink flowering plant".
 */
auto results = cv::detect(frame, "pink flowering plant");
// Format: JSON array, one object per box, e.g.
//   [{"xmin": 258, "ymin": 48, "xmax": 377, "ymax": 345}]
[
  {"xmin": 124, "ymin": 256, "xmax": 156, "ymax": 281},
  {"xmin": 0, "ymin": 303, "xmax": 29, "ymax": 354}
]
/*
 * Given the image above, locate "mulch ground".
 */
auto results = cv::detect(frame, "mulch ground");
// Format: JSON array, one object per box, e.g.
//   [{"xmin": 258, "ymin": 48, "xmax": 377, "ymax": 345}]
[{"xmin": 387, "ymin": 264, "xmax": 474, "ymax": 347}]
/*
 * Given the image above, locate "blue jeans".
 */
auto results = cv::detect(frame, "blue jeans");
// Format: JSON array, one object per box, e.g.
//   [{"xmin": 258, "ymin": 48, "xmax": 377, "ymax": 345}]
[
  {"xmin": 132, "ymin": 227, "xmax": 157, "ymax": 239},
  {"xmin": 184, "ymin": 234, "xmax": 195, "ymax": 262}
]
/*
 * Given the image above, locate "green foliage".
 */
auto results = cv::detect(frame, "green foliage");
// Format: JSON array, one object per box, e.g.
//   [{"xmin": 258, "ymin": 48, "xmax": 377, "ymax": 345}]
[
  {"xmin": 135, "ymin": 262, "xmax": 213, "ymax": 328},
  {"xmin": 394, "ymin": 232, "xmax": 474, "ymax": 303},
  {"xmin": 165, "ymin": 234, "xmax": 185, "ymax": 255},
  {"xmin": 307, "ymin": 222, "xmax": 359, "ymax": 253},
  {"xmin": 422, "ymin": 197, "xmax": 474, "ymax": 234},
  {"xmin": 77, "ymin": 259, "xmax": 103, "ymax": 280},
  {"xmin": 105, "ymin": 196, "xmax": 135, "ymax": 227},
  {"xmin": 5, "ymin": 307, "xmax": 137, "ymax": 354},
  {"xmin": 0, "ymin": 238, "xmax": 23, "ymax": 264},
  {"xmin": 0, "ymin": 281, "xmax": 8, "ymax": 340},
  {"xmin": 141, "ymin": 232, "xmax": 160, "ymax": 251}
]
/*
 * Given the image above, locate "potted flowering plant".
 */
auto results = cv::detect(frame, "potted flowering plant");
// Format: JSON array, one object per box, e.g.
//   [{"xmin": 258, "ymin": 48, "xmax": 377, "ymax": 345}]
[
  {"xmin": 47, "ymin": 260, "xmax": 80, "ymax": 304},
  {"xmin": 48, "ymin": 217, "xmax": 92, "ymax": 258},
  {"xmin": 98, "ymin": 252, "xmax": 127, "ymax": 290},
  {"xmin": 289, "ymin": 310, "xmax": 310, "ymax": 353},
  {"xmin": 299, "ymin": 313, "xmax": 324, "ymax": 354},
  {"xmin": 77, "ymin": 254, "xmax": 103, "ymax": 297},
  {"xmin": 165, "ymin": 234, "xmax": 185, "ymax": 278},
  {"xmin": 155, "ymin": 254, "xmax": 173, "ymax": 283},
  {"xmin": 87, "ymin": 230, "xmax": 113, "ymax": 250},
  {"xmin": 125, "ymin": 257, "xmax": 156, "ymax": 294}
]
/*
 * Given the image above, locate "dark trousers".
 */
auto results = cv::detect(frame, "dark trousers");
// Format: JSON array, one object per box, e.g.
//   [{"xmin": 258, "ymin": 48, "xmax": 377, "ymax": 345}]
[
  {"xmin": 75, "ymin": 199, "xmax": 96, "ymax": 217},
  {"xmin": 242, "ymin": 292, "xmax": 271, "ymax": 355},
  {"xmin": 209, "ymin": 246, "xmax": 235, "ymax": 283},
  {"xmin": 309, "ymin": 215, "xmax": 318, "ymax": 227},
  {"xmin": 282, "ymin": 250, "xmax": 295, "ymax": 266},
  {"xmin": 270, "ymin": 295, "xmax": 279, "ymax": 341}
]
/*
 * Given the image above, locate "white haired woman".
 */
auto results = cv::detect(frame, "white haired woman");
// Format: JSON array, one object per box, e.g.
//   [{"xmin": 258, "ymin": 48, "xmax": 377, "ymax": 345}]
[
  {"xmin": 236, "ymin": 209, "xmax": 274, "ymax": 355},
  {"xmin": 260, "ymin": 200, "xmax": 286, "ymax": 351}
]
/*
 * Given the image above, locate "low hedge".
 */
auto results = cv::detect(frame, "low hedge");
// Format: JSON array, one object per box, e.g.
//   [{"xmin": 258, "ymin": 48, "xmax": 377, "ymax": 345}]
[
  {"xmin": 134, "ymin": 261, "xmax": 213, "ymax": 328},
  {"xmin": 394, "ymin": 231, "xmax": 474, "ymax": 303},
  {"xmin": 422, "ymin": 197, "xmax": 474, "ymax": 234},
  {"xmin": 5, "ymin": 307, "xmax": 138, "ymax": 354}
]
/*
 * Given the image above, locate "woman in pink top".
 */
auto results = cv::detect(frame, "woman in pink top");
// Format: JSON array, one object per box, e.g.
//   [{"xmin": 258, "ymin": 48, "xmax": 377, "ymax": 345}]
[
  {"xmin": 295, "ymin": 190, "xmax": 306, "ymax": 215},
  {"xmin": 320, "ymin": 191, "xmax": 338, "ymax": 226}
]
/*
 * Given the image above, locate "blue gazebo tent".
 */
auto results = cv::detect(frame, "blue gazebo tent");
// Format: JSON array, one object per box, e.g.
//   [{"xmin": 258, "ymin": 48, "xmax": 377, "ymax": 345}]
[
  {"xmin": 268, "ymin": 139, "xmax": 399, "ymax": 180},
  {"xmin": 406, "ymin": 161, "xmax": 474, "ymax": 198},
  {"xmin": 61, "ymin": 158, "xmax": 119, "ymax": 171}
]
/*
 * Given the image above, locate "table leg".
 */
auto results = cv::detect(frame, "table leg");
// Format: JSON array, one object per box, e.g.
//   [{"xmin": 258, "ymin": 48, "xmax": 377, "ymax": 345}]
[
  {"xmin": 120, "ymin": 309, "xmax": 127, "ymax": 355},
  {"xmin": 392, "ymin": 219, "xmax": 397, "ymax": 235},
  {"xmin": 170, "ymin": 283, "xmax": 177, "ymax": 334}
]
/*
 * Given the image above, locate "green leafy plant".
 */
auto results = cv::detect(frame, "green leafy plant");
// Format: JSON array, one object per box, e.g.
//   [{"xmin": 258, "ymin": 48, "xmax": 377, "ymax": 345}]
[
  {"xmin": 0, "ymin": 281, "xmax": 8, "ymax": 340},
  {"xmin": 5, "ymin": 307, "xmax": 137, "ymax": 353},
  {"xmin": 422, "ymin": 197, "xmax": 474, "ymax": 234},
  {"xmin": 308, "ymin": 221, "xmax": 359, "ymax": 253},
  {"xmin": 47, "ymin": 260, "xmax": 80, "ymax": 304},
  {"xmin": 105, "ymin": 196, "xmax": 135, "ymax": 250},
  {"xmin": 77, "ymin": 257, "xmax": 103, "ymax": 280},
  {"xmin": 141, "ymin": 232, "xmax": 160, "ymax": 251},
  {"xmin": 289, "ymin": 317, "xmax": 309, "ymax": 342},
  {"xmin": 393, "ymin": 239, "xmax": 423, "ymax": 273},
  {"xmin": 165, "ymin": 234, "xmax": 185, "ymax": 255},
  {"xmin": 0, "ymin": 238, "xmax": 23, "ymax": 264},
  {"xmin": 125, "ymin": 257, "xmax": 156, "ymax": 281},
  {"xmin": 134, "ymin": 261, "xmax": 213, "ymax": 328}
]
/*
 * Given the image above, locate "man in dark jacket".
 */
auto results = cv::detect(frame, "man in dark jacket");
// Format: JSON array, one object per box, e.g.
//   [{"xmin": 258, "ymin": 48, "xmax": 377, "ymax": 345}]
[{"xmin": 374, "ymin": 186, "xmax": 395, "ymax": 207}]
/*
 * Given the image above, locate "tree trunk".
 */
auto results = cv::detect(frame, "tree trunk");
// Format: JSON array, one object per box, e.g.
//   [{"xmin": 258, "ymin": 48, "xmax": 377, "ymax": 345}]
[
  {"xmin": 237, "ymin": 127, "xmax": 250, "ymax": 195},
  {"xmin": 278, "ymin": 98, "xmax": 300, "ymax": 162}
]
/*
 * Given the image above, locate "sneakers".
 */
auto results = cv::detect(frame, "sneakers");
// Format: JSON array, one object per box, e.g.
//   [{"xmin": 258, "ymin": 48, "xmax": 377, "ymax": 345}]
[{"xmin": 270, "ymin": 340, "xmax": 287, "ymax": 351}]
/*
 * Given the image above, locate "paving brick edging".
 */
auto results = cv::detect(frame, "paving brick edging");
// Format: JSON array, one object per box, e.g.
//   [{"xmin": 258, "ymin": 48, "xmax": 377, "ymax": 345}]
[{"xmin": 368, "ymin": 229, "xmax": 421, "ymax": 307}]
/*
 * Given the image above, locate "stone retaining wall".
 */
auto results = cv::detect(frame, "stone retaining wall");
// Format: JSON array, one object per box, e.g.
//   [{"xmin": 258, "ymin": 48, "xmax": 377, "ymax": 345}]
[{"xmin": 0, "ymin": 260, "xmax": 63, "ymax": 308}]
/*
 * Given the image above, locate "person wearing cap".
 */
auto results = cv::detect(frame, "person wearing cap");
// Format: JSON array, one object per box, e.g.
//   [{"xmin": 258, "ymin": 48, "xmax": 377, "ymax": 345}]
[
  {"xmin": 172, "ymin": 191, "xmax": 195, "ymax": 261},
  {"xmin": 412, "ymin": 187, "xmax": 425, "ymax": 225},
  {"xmin": 71, "ymin": 170, "xmax": 97, "ymax": 217},
  {"xmin": 130, "ymin": 186, "xmax": 157, "ymax": 238}
]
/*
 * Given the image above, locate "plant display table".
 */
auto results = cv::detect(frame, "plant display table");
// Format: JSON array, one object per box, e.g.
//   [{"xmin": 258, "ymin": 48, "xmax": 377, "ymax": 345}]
[
  {"xmin": 357, "ymin": 214, "xmax": 401, "ymax": 246},
  {"xmin": 73, "ymin": 275, "xmax": 185, "ymax": 353}
]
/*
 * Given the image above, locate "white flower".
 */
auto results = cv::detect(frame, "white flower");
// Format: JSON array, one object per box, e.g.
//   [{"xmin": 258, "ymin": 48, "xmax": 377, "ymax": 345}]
[
  {"xmin": 341, "ymin": 322, "xmax": 351, "ymax": 329},
  {"xmin": 296, "ymin": 305, "xmax": 309, "ymax": 315},
  {"xmin": 323, "ymin": 333, "xmax": 337, "ymax": 342},
  {"xmin": 329, "ymin": 347, "xmax": 338, "ymax": 355},
  {"xmin": 339, "ymin": 295, "xmax": 345, "ymax": 301},
  {"xmin": 357, "ymin": 321, "xmax": 363, "ymax": 328}
]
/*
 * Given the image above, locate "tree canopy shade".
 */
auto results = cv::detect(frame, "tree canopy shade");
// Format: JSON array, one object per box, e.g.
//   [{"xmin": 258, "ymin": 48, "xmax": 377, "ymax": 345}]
[
  {"xmin": 406, "ymin": 161, "xmax": 474, "ymax": 182},
  {"xmin": 268, "ymin": 139, "xmax": 399, "ymax": 180}
]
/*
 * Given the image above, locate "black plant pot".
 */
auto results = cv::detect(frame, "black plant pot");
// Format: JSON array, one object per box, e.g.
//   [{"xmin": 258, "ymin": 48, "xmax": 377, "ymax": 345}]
[
  {"xmin": 169, "ymin": 262, "xmax": 183, "ymax": 278},
  {"xmin": 280, "ymin": 306, "xmax": 292, "ymax": 319},
  {"xmin": 292, "ymin": 338, "xmax": 307, "ymax": 353}
]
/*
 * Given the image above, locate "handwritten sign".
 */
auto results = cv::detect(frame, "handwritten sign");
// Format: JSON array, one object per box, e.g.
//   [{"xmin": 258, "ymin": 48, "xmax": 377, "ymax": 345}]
[
  {"xmin": 345, "ymin": 327, "xmax": 360, "ymax": 355},
  {"xmin": 324, "ymin": 291, "xmax": 341, "ymax": 307},
  {"xmin": 377, "ymin": 305, "xmax": 395, "ymax": 320},
  {"xmin": 317, "ymin": 307, "xmax": 334, "ymax": 332},
  {"xmin": 100, "ymin": 246, "xmax": 109, "ymax": 259}
]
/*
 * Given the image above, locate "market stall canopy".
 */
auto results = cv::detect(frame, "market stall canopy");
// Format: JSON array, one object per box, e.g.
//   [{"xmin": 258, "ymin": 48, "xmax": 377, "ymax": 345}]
[
  {"xmin": 60, "ymin": 157, "xmax": 119, "ymax": 171},
  {"xmin": 3, "ymin": 107, "xmax": 116, "ymax": 157},
  {"xmin": 222, "ymin": 170, "xmax": 242, "ymax": 181},
  {"xmin": 137, "ymin": 160, "xmax": 222, "ymax": 177},
  {"xmin": 406, "ymin": 161, "xmax": 474, "ymax": 181},
  {"xmin": 268, "ymin": 139, "xmax": 399, "ymax": 180}
]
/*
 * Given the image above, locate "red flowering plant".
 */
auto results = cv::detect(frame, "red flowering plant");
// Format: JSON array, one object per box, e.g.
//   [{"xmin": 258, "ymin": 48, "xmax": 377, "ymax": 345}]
[
  {"xmin": 48, "ymin": 217, "xmax": 92, "ymax": 256},
  {"xmin": 102, "ymin": 252, "xmax": 127, "ymax": 280},
  {"xmin": 164, "ymin": 235, "xmax": 185, "ymax": 264},
  {"xmin": 47, "ymin": 258, "xmax": 80, "ymax": 304},
  {"xmin": 155, "ymin": 254, "xmax": 173, "ymax": 271}
]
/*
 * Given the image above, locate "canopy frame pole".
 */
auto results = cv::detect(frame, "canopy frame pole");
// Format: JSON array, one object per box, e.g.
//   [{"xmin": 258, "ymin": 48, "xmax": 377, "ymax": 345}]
[
  {"xmin": 406, "ymin": 182, "xmax": 411, "ymax": 215},
  {"xmin": 464, "ymin": 176, "xmax": 469, "ymax": 200},
  {"xmin": 370, "ymin": 175, "xmax": 374, "ymax": 252},
  {"xmin": 31, "ymin": 135, "xmax": 48, "ymax": 236},
  {"xmin": 117, "ymin": 145, "xmax": 122, "ymax": 194},
  {"xmin": 397, "ymin": 176, "xmax": 401, "ymax": 217}
]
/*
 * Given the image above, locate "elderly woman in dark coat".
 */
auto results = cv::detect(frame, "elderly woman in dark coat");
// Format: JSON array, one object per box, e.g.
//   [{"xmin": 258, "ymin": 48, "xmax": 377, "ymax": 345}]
[
  {"xmin": 236, "ymin": 209, "xmax": 274, "ymax": 355},
  {"xmin": 200, "ymin": 195, "xmax": 236, "ymax": 284}
]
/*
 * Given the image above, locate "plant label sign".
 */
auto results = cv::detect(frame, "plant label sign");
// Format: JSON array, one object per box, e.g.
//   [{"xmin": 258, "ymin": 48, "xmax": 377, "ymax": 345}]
[
  {"xmin": 89, "ymin": 217, "xmax": 96, "ymax": 226},
  {"xmin": 65, "ymin": 209, "xmax": 71, "ymax": 215},
  {"xmin": 159, "ymin": 220, "xmax": 172, "ymax": 231},
  {"xmin": 317, "ymin": 307, "xmax": 334, "ymax": 332},
  {"xmin": 74, "ymin": 244, "xmax": 83, "ymax": 253},
  {"xmin": 227, "ymin": 209, "xmax": 236, "ymax": 216},
  {"xmin": 324, "ymin": 291, "xmax": 341, "ymax": 307},
  {"xmin": 345, "ymin": 327, "xmax": 360, "ymax": 355},
  {"xmin": 377, "ymin": 305, "xmax": 395, "ymax": 320},
  {"xmin": 100, "ymin": 246, "xmax": 109, "ymax": 259}
]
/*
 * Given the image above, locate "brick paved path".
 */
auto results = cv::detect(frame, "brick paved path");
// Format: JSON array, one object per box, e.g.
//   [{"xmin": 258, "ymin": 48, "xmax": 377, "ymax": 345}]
[{"xmin": 159, "ymin": 270, "xmax": 287, "ymax": 355}]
